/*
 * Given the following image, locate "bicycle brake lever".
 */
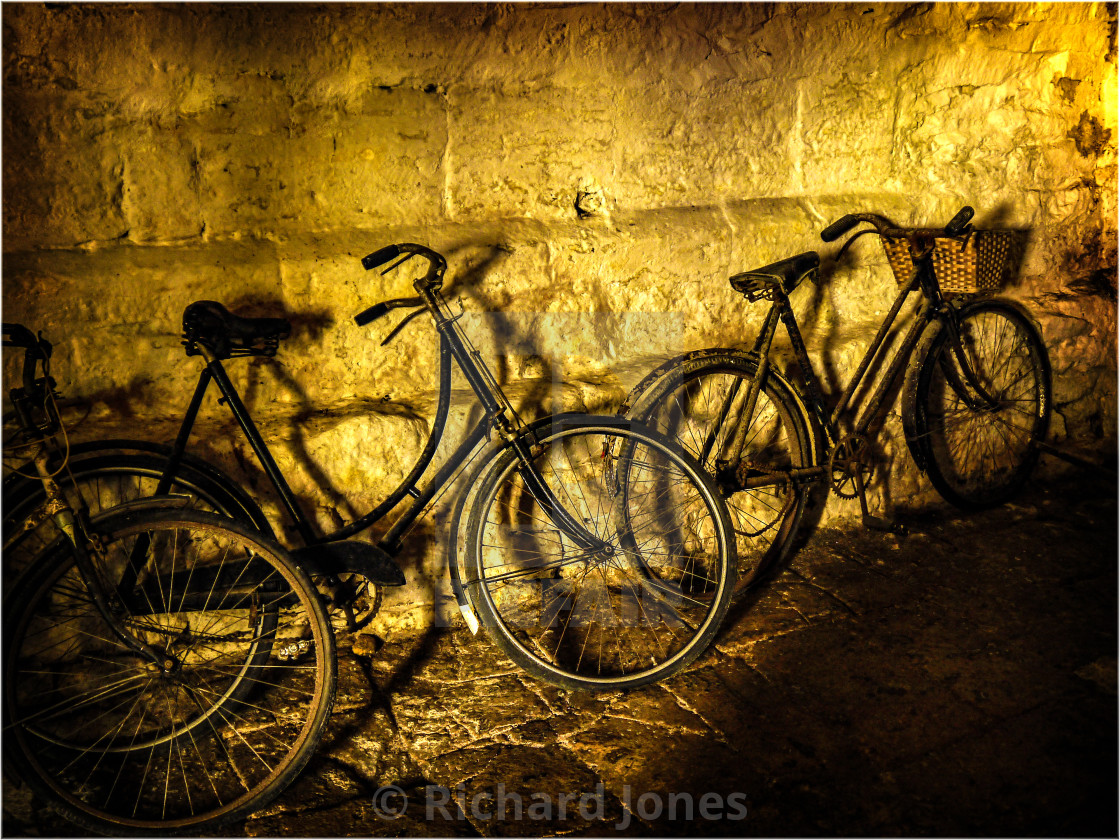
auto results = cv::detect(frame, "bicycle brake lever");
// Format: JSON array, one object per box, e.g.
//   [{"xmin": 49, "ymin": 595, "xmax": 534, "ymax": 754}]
[
  {"xmin": 381, "ymin": 252, "xmax": 416, "ymax": 276},
  {"xmin": 354, "ymin": 296, "xmax": 424, "ymax": 328},
  {"xmin": 380, "ymin": 306, "xmax": 427, "ymax": 346}
]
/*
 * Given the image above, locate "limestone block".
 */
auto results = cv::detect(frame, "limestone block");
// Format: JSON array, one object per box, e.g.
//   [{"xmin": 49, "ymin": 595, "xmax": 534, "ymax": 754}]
[
  {"xmin": 120, "ymin": 127, "xmax": 205, "ymax": 241},
  {"xmin": 799, "ymin": 76, "xmax": 897, "ymax": 195},
  {"xmin": 448, "ymin": 73, "xmax": 801, "ymax": 223},
  {"xmin": 188, "ymin": 89, "xmax": 447, "ymax": 236},
  {"xmin": 612, "ymin": 78, "xmax": 801, "ymax": 209},
  {"xmin": 2, "ymin": 94, "xmax": 129, "ymax": 247},
  {"xmin": 447, "ymin": 83, "xmax": 620, "ymax": 222}
]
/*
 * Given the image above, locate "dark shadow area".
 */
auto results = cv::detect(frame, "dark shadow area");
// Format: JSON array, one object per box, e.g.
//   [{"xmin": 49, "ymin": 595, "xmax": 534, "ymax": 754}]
[{"xmin": 115, "ymin": 465, "xmax": 1113, "ymax": 839}]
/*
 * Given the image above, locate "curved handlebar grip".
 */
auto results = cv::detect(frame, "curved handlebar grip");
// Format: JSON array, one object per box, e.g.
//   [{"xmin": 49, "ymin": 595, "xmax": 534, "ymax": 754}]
[
  {"xmin": 944, "ymin": 206, "xmax": 975, "ymax": 236},
  {"xmin": 362, "ymin": 245, "xmax": 402, "ymax": 271},
  {"xmin": 821, "ymin": 215, "xmax": 859, "ymax": 243},
  {"xmin": 2, "ymin": 322, "xmax": 38, "ymax": 349}
]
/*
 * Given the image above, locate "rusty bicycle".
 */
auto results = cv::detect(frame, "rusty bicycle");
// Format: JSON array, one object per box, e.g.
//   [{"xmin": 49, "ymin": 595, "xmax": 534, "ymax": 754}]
[{"xmin": 623, "ymin": 206, "xmax": 1052, "ymax": 590}]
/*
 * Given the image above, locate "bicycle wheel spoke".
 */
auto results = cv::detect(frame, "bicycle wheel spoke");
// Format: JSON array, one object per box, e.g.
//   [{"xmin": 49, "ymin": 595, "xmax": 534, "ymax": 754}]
[{"xmin": 919, "ymin": 304, "xmax": 1049, "ymax": 508}]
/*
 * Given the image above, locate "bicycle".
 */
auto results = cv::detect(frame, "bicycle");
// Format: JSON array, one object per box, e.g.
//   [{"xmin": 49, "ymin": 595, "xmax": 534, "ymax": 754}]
[
  {"xmin": 2, "ymin": 323, "xmax": 337, "ymax": 835},
  {"xmin": 622, "ymin": 207, "xmax": 1052, "ymax": 590},
  {"xmin": 3, "ymin": 244, "xmax": 737, "ymax": 831}
]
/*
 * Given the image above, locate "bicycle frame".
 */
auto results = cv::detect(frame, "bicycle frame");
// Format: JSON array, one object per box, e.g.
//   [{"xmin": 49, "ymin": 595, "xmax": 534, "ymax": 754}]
[
  {"xmin": 735, "ymin": 238, "xmax": 994, "ymax": 485},
  {"xmin": 160, "ymin": 266, "xmax": 612, "ymax": 565}
]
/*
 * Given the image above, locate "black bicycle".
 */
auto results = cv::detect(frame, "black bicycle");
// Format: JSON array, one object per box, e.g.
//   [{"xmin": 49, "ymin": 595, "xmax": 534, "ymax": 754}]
[
  {"xmin": 3, "ymin": 324, "xmax": 337, "ymax": 835},
  {"xmin": 3, "ymin": 244, "xmax": 737, "ymax": 832},
  {"xmin": 622, "ymin": 207, "xmax": 1052, "ymax": 590}
]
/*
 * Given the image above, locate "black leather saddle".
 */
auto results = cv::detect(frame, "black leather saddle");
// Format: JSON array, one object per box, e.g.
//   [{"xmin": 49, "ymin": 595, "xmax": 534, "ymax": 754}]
[
  {"xmin": 729, "ymin": 251, "xmax": 820, "ymax": 300},
  {"xmin": 182, "ymin": 301, "xmax": 291, "ymax": 359}
]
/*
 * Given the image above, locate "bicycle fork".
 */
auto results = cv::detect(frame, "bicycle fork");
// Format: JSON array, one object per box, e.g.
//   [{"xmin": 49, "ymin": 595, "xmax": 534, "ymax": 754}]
[
  {"xmin": 938, "ymin": 309, "xmax": 1002, "ymax": 412},
  {"xmin": 30, "ymin": 446, "xmax": 176, "ymax": 673}
]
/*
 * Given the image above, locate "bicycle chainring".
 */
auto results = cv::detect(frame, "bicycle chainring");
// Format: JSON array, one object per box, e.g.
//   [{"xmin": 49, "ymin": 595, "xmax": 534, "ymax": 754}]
[
  {"xmin": 828, "ymin": 434, "xmax": 874, "ymax": 500},
  {"xmin": 327, "ymin": 575, "xmax": 383, "ymax": 633}
]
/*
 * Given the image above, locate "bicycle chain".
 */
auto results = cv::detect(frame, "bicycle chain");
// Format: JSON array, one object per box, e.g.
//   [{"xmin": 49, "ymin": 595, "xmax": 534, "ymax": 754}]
[{"xmin": 723, "ymin": 458, "xmax": 797, "ymax": 537}]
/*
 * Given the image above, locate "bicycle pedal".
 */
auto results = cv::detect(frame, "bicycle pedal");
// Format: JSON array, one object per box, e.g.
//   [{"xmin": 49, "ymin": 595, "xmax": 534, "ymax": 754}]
[
  {"xmin": 274, "ymin": 639, "xmax": 313, "ymax": 661},
  {"xmin": 862, "ymin": 514, "xmax": 908, "ymax": 536},
  {"xmin": 292, "ymin": 540, "xmax": 406, "ymax": 586}
]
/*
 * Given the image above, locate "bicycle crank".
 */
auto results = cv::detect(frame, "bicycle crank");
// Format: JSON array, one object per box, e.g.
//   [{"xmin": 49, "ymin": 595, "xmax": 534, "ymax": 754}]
[{"xmin": 828, "ymin": 434, "xmax": 875, "ymax": 500}]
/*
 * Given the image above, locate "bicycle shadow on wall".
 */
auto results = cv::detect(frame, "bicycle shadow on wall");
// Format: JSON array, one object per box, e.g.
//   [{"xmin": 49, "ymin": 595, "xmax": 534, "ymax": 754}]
[{"xmin": 437, "ymin": 242, "xmax": 576, "ymax": 422}]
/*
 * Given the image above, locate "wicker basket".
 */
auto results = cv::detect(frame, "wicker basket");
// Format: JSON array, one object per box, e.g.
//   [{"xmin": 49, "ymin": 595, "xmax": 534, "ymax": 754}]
[{"xmin": 880, "ymin": 230, "xmax": 1016, "ymax": 294}]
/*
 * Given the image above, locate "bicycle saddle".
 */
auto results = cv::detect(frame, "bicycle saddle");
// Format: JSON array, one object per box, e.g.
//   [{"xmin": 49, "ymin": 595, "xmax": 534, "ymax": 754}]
[
  {"xmin": 730, "ymin": 251, "xmax": 820, "ymax": 299},
  {"xmin": 182, "ymin": 300, "xmax": 292, "ymax": 359}
]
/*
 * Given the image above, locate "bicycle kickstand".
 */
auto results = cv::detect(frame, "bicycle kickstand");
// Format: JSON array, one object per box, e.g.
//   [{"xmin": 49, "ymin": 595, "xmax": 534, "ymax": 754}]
[{"xmin": 854, "ymin": 465, "xmax": 909, "ymax": 537}]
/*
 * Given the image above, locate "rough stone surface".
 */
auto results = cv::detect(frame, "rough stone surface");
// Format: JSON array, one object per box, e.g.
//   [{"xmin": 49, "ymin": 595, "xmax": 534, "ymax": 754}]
[
  {"xmin": 3, "ymin": 2, "xmax": 1117, "ymax": 622},
  {"xmin": 4, "ymin": 470, "xmax": 1115, "ymax": 836}
]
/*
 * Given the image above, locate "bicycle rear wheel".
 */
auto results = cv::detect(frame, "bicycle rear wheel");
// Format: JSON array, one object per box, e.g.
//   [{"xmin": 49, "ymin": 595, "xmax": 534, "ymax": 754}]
[
  {"xmin": 3, "ymin": 509, "xmax": 336, "ymax": 835},
  {"xmin": 911, "ymin": 299, "xmax": 1051, "ymax": 510},
  {"xmin": 625, "ymin": 352, "xmax": 813, "ymax": 590},
  {"xmin": 464, "ymin": 420, "xmax": 735, "ymax": 691}
]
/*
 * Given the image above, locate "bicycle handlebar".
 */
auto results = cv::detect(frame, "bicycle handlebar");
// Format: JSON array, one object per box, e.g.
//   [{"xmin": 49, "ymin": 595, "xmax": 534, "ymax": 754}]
[
  {"xmin": 361, "ymin": 242, "xmax": 447, "ymax": 279},
  {"xmin": 356, "ymin": 243, "xmax": 448, "ymax": 329},
  {"xmin": 821, "ymin": 207, "xmax": 975, "ymax": 242}
]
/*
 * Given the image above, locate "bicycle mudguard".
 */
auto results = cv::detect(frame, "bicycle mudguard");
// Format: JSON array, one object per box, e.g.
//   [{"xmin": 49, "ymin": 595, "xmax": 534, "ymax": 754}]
[
  {"xmin": 901, "ymin": 318, "xmax": 942, "ymax": 472},
  {"xmin": 89, "ymin": 494, "xmax": 194, "ymax": 516},
  {"xmin": 619, "ymin": 348, "xmax": 821, "ymax": 467},
  {"xmin": 2, "ymin": 438, "xmax": 275, "ymax": 538}
]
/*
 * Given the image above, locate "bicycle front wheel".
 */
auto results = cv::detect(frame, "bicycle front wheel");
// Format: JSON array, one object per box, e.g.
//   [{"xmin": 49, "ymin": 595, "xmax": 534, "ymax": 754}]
[
  {"xmin": 464, "ymin": 420, "xmax": 735, "ymax": 691},
  {"xmin": 3, "ymin": 509, "xmax": 336, "ymax": 835},
  {"xmin": 912, "ymin": 299, "xmax": 1051, "ymax": 510}
]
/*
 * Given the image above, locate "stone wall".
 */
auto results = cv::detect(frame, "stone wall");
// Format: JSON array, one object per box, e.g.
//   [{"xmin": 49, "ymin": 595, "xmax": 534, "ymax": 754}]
[{"xmin": 4, "ymin": 3, "xmax": 1116, "ymax": 627}]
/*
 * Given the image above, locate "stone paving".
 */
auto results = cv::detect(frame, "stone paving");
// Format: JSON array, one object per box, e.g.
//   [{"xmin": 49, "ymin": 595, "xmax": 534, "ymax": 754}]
[{"xmin": 8, "ymin": 468, "xmax": 1116, "ymax": 837}]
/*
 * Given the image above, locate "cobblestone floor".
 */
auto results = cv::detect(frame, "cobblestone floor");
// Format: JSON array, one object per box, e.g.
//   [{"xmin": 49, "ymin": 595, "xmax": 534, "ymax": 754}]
[{"xmin": 7, "ymin": 468, "xmax": 1117, "ymax": 837}]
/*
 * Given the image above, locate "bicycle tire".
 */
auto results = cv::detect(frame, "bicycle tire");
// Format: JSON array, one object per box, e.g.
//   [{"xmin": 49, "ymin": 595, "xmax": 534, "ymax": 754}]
[
  {"xmin": 624, "ymin": 351, "xmax": 815, "ymax": 591},
  {"xmin": 908, "ymin": 298, "xmax": 1052, "ymax": 510},
  {"xmin": 464, "ymin": 420, "xmax": 736, "ymax": 691},
  {"xmin": 3, "ymin": 450, "xmax": 272, "ymax": 586},
  {"xmin": 2, "ymin": 508, "xmax": 336, "ymax": 835}
]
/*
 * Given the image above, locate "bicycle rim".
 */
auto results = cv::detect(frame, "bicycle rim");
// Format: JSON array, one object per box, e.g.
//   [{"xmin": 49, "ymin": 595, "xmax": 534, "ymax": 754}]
[{"xmin": 466, "ymin": 423, "xmax": 735, "ymax": 690}]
